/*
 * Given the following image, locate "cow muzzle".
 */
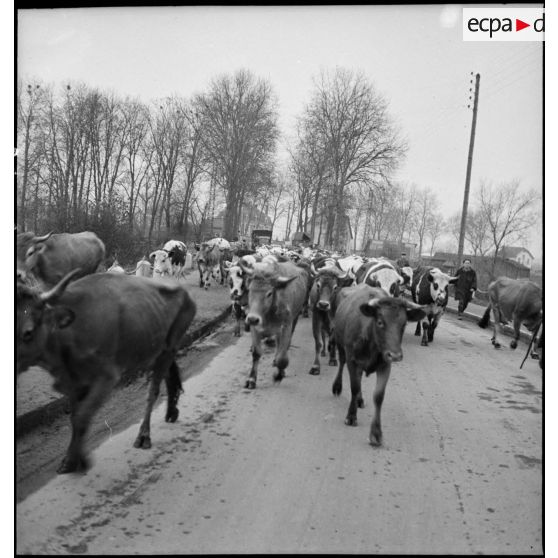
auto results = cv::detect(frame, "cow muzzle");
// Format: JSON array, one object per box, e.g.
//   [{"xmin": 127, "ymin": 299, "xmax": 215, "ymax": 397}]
[
  {"xmin": 383, "ymin": 350, "xmax": 403, "ymax": 363},
  {"xmin": 245, "ymin": 314, "xmax": 261, "ymax": 326},
  {"xmin": 317, "ymin": 300, "xmax": 330, "ymax": 311}
]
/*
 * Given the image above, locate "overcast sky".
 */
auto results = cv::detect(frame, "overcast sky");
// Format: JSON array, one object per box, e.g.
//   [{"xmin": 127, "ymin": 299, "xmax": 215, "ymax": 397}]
[{"xmin": 17, "ymin": 5, "xmax": 543, "ymax": 257}]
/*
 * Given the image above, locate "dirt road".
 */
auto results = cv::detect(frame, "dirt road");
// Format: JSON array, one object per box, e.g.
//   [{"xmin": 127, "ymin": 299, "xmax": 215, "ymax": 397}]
[{"xmin": 16, "ymin": 312, "xmax": 542, "ymax": 554}]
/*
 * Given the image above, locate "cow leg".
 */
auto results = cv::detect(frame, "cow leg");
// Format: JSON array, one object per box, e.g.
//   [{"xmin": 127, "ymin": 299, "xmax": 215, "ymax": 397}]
[
  {"xmin": 328, "ymin": 335, "xmax": 338, "ymax": 366},
  {"xmin": 510, "ymin": 313, "xmax": 522, "ymax": 349},
  {"xmin": 420, "ymin": 320, "xmax": 429, "ymax": 346},
  {"xmin": 164, "ymin": 361, "xmax": 183, "ymax": 423},
  {"xmin": 135, "ymin": 353, "xmax": 173, "ymax": 448},
  {"xmin": 491, "ymin": 307, "xmax": 503, "ymax": 348},
  {"xmin": 246, "ymin": 329, "xmax": 263, "ymax": 389},
  {"xmin": 414, "ymin": 321, "xmax": 421, "ymax": 336},
  {"xmin": 332, "ymin": 344, "xmax": 346, "ymax": 396},
  {"xmin": 59, "ymin": 375, "xmax": 117, "ymax": 474},
  {"xmin": 198, "ymin": 265, "xmax": 204, "ymax": 288},
  {"xmin": 233, "ymin": 303, "xmax": 242, "ymax": 337},
  {"xmin": 345, "ymin": 359, "xmax": 362, "ymax": 426},
  {"xmin": 309, "ymin": 313, "xmax": 322, "ymax": 375},
  {"xmin": 427, "ymin": 315, "xmax": 439, "ymax": 343},
  {"xmin": 273, "ymin": 326, "xmax": 292, "ymax": 383},
  {"xmin": 369, "ymin": 364, "xmax": 391, "ymax": 446},
  {"xmin": 320, "ymin": 326, "xmax": 327, "ymax": 356}
]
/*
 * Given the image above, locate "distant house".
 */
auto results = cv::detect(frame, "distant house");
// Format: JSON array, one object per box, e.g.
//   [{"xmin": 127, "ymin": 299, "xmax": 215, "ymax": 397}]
[
  {"xmin": 199, "ymin": 202, "xmax": 272, "ymax": 241},
  {"xmin": 498, "ymin": 246, "xmax": 534, "ymax": 269},
  {"xmin": 363, "ymin": 239, "xmax": 417, "ymax": 261}
]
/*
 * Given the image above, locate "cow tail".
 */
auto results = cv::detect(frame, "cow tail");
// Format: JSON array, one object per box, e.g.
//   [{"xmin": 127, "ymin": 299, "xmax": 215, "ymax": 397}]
[{"xmin": 478, "ymin": 305, "xmax": 491, "ymax": 329}]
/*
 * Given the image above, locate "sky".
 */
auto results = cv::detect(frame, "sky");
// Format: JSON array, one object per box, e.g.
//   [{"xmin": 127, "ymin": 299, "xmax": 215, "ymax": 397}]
[{"xmin": 16, "ymin": 5, "xmax": 544, "ymax": 258}]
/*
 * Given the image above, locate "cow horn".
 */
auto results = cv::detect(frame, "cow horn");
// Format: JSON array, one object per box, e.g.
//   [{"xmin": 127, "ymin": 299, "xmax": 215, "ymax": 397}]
[
  {"xmin": 39, "ymin": 268, "xmax": 83, "ymax": 303},
  {"xmin": 34, "ymin": 231, "xmax": 53, "ymax": 243},
  {"xmin": 149, "ymin": 251, "xmax": 157, "ymax": 259},
  {"xmin": 310, "ymin": 262, "xmax": 318, "ymax": 276}
]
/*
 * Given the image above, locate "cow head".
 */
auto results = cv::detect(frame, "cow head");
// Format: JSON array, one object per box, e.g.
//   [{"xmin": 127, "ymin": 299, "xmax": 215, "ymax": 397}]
[
  {"xmin": 427, "ymin": 268, "xmax": 458, "ymax": 305},
  {"xmin": 360, "ymin": 296, "xmax": 426, "ymax": 363},
  {"xmin": 16, "ymin": 268, "xmax": 82, "ymax": 374},
  {"xmin": 312, "ymin": 268, "xmax": 349, "ymax": 312},
  {"xmin": 242, "ymin": 264, "xmax": 297, "ymax": 327},
  {"xmin": 150, "ymin": 250, "xmax": 173, "ymax": 277}
]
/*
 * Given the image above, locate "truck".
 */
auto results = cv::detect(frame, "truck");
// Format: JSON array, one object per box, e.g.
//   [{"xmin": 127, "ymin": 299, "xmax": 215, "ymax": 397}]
[{"xmin": 251, "ymin": 229, "xmax": 273, "ymax": 250}]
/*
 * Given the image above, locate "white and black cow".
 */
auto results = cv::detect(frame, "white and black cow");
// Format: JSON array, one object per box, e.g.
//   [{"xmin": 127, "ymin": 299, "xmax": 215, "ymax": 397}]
[
  {"xmin": 356, "ymin": 259, "xmax": 404, "ymax": 297},
  {"xmin": 226, "ymin": 254, "xmax": 258, "ymax": 336},
  {"xmin": 411, "ymin": 266, "xmax": 458, "ymax": 346},
  {"xmin": 150, "ymin": 240, "xmax": 188, "ymax": 280}
]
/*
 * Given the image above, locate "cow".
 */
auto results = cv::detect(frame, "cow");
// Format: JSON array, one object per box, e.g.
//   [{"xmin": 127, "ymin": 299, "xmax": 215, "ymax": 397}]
[
  {"xmin": 308, "ymin": 267, "xmax": 352, "ymax": 375},
  {"xmin": 411, "ymin": 266, "xmax": 458, "ymax": 346},
  {"xmin": 356, "ymin": 259, "xmax": 404, "ymax": 297},
  {"xmin": 399, "ymin": 266, "xmax": 414, "ymax": 293},
  {"xmin": 197, "ymin": 238, "xmax": 232, "ymax": 288},
  {"xmin": 150, "ymin": 240, "xmax": 187, "ymax": 280},
  {"xmin": 241, "ymin": 260, "xmax": 310, "ymax": 389},
  {"xmin": 477, "ymin": 277, "xmax": 542, "ymax": 350},
  {"xmin": 197, "ymin": 243, "xmax": 222, "ymax": 289},
  {"xmin": 331, "ymin": 283, "xmax": 426, "ymax": 445},
  {"xmin": 107, "ymin": 259, "xmax": 125, "ymax": 273},
  {"xmin": 226, "ymin": 255, "xmax": 258, "ymax": 336},
  {"xmin": 18, "ymin": 231, "xmax": 105, "ymax": 288},
  {"xmin": 135, "ymin": 257, "xmax": 152, "ymax": 277},
  {"xmin": 16, "ymin": 271, "xmax": 196, "ymax": 474}
]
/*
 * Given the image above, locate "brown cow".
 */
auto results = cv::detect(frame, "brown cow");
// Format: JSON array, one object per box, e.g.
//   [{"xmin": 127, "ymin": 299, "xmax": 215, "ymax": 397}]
[
  {"xmin": 308, "ymin": 267, "xmax": 351, "ymax": 375},
  {"xmin": 18, "ymin": 231, "xmax": 105, "ymax": 287},
  {"xmin": 16, "ymin": 271, "xmax": 196, "ymax": 474},
  {"xmin": 241, "ymin": 260, "xmax": 310, "ymax": 389},
  {"xmin": 477, "ymin": 277, "xmax": 542, "ymax": 350},
  {"xmin": 332, "ymin": 283, "xmax": 425, "ymax": 446}
]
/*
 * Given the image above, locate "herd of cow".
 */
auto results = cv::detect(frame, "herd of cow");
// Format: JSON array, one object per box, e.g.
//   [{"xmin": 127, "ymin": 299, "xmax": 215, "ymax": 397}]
[{"xmin": 16, "ymin": 230, "xmax": 543, "ymax": 475}]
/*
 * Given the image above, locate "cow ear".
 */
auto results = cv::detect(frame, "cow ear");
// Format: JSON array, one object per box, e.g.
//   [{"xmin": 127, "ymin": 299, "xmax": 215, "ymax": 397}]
[
  {"xmin": 360, "ymin": 299, "xmax": 380, "ymax": 317},
  {"xmin": 404, "ymin": 301, "xmax": 426, "ymax": 322},
  {"xmin": 50, "ymin": 306, "xmax": 76, "ymax": 329},
  {"xmin": 275, "ymin": 276, "xmax": 297, "ymax": 289},
  {"xmin": 149, "ymin": 251, "xmax": 157, "ymax": 260},
  {"xmin": 427, "ymin": 273, "xmax": 434, "ymax": 282}
]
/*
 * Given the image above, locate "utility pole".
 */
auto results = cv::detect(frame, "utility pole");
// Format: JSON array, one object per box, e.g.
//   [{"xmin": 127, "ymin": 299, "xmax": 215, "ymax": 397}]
[{"xmin": 457, "ymin": 72, "xmax": 480, "ymax": 266}]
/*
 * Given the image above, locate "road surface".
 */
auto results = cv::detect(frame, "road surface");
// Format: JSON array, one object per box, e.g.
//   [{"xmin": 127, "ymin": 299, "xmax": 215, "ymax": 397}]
[{"xmin": 16, "ymin": 311, "xmax": 542, "ymax": 554}]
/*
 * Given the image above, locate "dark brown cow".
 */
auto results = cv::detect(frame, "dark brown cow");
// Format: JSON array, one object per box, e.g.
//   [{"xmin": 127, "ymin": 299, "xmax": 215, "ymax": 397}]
[
  {"xmin": 477, "ymin": 277, "xmax": 542, "ymax": 350},
  {"xmin": 308, "ymin": 267, "xmax": 351, "ymax": 375},
  {"xmin": 16, "ymin": 271, "xmax": 196, "ymax": 474},
  {"xmin": 18, "ymin": 231, "xmax": 105, "ymax": 287},
  {"xmin": 241, "ymin": 260, "xmax": 310, "ymax": 389},
  {"xmin": 332, "ymin": 283, "xmax": 425, "ymax": 446}
]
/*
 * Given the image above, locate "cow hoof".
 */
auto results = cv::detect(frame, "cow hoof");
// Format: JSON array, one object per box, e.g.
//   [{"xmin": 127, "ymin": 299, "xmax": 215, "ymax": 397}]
[
  {"xmin": 332, "ymin": 382, "xmax": 342, "ymax": 396},
  {"xmin": 320, "ymin": 350, "xmax": 326, "ymax": 357},
  {"xmin": 57, "ymin": 455, "xmax": 90, "ymax": 475},
  {"xmin": 357, "ymin": 397, "xmax": 365, "ymax": 409},
  {"xmin": 165, "ymin": 408, "xmax": 179, "ymax": 423},
  {"xmin": 369, "ymin": 432, "xmax": 383, "ymax": 447},
  {"xmin": 245, "ymin": 379, "xmax": 256, "ymax": 389},
  {"xmin": 133, "ymin": 435, "xmax": 152, "ymax": 449},
  {"xmin": 329, "ymin": 359, "xmax": 338, "ymax": 366},
  {"xmin": 427, "ymin": 335, "xmax": 434, "ymax": 343},
  {"xmin": 345, "ymin": 416, "xmax": 357, "ymax": 426},
  {"xmin": 309, "ymin": 367, "xmax": 320, "ymax": 375},
  {"xmin": 273, "ymin": 370, "xmax": 285, "ymax": 383},
  {"xmin": 493, "ymin": 342, "xmax": 501, "ymax": 349},
  {"xmin": 420, "ymin": 340, "xmax": 428, "ymax": 347},
  {"xmin": 510, "ymin": 340, "xmax": 518, "ymax": 350}
]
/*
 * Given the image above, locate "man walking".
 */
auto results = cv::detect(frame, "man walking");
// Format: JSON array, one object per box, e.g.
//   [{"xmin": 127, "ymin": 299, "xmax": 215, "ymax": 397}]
[{"xmin": 454, "ymin": 258, "xmax": 477, "ymax": 319}]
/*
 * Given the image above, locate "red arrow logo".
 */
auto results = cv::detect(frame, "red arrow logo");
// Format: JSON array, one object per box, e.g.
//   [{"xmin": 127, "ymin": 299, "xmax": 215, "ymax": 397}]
[{"xmin": 516, "ymin": 18, "xmax": 530, "ymax": 31}]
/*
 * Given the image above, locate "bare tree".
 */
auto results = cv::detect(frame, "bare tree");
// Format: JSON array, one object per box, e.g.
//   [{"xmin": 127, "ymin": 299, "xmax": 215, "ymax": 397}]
[
  {"xmin": 302, "ymin": 68, "xmax": 406, "ymax": 250},
  {"xmin": 477, "ymin": 179, "xmax": 541, "ymax": 276},
  {"xmin": 194, "ymin": 69, "xmax": 279, "ymax": 239},
  {"xmin": 426, "ymin": 212, "xmax": 446, "ymax": 257},
  {"xmin": 412, "ymin": 187, "xmax": 438, "ymax": 257}
]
